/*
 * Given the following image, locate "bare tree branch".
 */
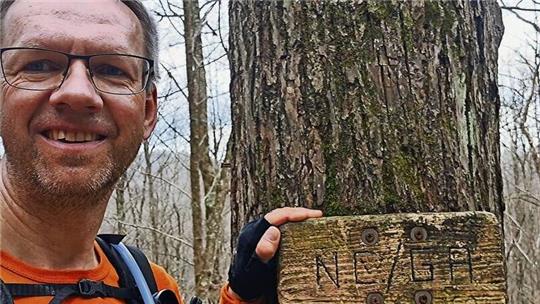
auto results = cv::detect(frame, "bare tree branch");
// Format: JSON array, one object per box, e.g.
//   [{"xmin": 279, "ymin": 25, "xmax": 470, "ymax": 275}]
[{"xmin": 501, "ymin": 6, "xmax": 540, "ymax": 13}]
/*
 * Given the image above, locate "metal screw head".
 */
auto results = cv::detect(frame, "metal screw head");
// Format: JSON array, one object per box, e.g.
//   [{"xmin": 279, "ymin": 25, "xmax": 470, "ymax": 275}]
[
  {"xmin": 361, "ymin": 228, "xmax": 379, "ymax": 245},
  {"xmin": 410, "ymin": 226, "xmax": 428, "ymax": 242},
  {"xmin": 414, "ymin": 290, "xmax": 432, "ymax": 304},
  {"xmin": 366, "ymin": 292, "xmax": 384, "ymax": 304}
]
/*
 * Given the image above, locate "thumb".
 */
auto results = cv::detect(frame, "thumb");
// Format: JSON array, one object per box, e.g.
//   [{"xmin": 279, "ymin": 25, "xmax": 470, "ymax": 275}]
[{"xmin": 255, "ymin": 226, "xmax": 281, "ymax": 263}]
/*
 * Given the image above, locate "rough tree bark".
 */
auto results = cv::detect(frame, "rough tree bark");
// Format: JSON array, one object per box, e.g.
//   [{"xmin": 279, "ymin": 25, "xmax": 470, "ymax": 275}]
[{"xmin": 229, "ymin": 0, "xmax": 505, "ymax": 245}]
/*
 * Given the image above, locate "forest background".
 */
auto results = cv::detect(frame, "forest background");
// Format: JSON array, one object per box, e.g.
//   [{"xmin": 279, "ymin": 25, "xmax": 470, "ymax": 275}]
[{"xmin": 78, "ymin": 0, "xmax": 540, "ymax": 303}]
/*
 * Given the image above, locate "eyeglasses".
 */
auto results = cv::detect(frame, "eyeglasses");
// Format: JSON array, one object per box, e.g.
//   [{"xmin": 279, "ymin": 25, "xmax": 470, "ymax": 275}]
[{"xmin": 0, "ymin": 47, "xmax": 154, "ymax": 95}]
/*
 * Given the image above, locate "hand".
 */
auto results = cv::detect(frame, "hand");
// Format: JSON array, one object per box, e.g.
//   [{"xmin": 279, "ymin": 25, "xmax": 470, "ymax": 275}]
[
  {"xmin": 256, "ymin": 207, "xmax": 323, "ymax": 262},
  {"xmin": 227, "ymin": 207, "xmax": 323, "ymax": 302}
]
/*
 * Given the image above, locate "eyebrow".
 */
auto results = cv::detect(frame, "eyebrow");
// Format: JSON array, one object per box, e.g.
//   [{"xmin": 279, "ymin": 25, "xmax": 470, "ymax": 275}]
[{"xmin": 15, "ymin": 39, "xmax": 134, "ymax": 56}]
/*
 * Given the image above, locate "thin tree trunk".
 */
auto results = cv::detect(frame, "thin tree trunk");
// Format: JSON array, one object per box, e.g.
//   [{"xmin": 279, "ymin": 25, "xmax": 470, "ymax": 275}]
[
  {"xmin": 115, "ymin": 172, "xmax": 127, "ymax": 234},
  {"xmin": 229, "ymin": 0, "xmax": 504, "ymax": 243},
  {"xmin": 185, "ymin": 0, "xmax": 209, "ymax": 293},
  {"xmin": 143, "ymin": 141, "xmax": 159, "ymax": 262},
  {"xmin": 184, "ymin": 0, "xmax": 228, "ymax": 300}
]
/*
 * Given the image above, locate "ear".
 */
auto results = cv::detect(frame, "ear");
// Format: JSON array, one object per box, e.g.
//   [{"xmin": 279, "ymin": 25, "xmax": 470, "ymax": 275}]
[{"xmin": 143, "ymin": 85, "xmax": 158, "ymax": 140}]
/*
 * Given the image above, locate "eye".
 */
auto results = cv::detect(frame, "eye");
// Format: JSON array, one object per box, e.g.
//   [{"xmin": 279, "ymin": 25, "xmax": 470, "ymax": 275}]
[
  {"xmin": 94, "ymin": 64, "xmax": 126, "ymax": 77},
  {"xmin": 23, "ymin": 60, "xmax": 61, "ymax": 73}
]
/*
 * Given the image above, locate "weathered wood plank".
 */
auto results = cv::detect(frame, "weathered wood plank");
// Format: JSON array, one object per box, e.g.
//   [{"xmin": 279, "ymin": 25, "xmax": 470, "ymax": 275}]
[{"xmin": 278, "ymin": 212, "xmax": 506, "ymax": 303}]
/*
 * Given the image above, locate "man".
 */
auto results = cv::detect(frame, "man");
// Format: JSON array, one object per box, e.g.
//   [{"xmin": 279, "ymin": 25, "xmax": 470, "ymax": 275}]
[{"xmin": 0, "ymin": 0, "xmax": 322, "ymax": 303}]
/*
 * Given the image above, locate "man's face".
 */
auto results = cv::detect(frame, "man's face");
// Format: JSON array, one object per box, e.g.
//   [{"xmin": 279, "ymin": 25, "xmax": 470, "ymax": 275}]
[{"xmin": 0, "ymin": 0, "xmax": 157, "ymax": 198}]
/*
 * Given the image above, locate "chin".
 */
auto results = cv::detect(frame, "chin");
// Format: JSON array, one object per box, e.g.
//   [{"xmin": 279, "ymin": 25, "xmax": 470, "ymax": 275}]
[
  {"xmin": 34, "ymin": 165, "xmax": 118, "ymax": 197},
  {"xmin": 4, "ymin": 139, "xmax": 139, "ymax": 200},
  {"xmin": 24, "ymin": 150, "xmax": 126, "ymax": 197}
]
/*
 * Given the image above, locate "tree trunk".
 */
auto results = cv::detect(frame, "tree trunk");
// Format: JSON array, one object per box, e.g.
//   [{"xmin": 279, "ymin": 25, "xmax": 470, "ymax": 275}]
[
  {"xmin": 184, "ymin": 0, "xmax": 229, "ymax": 300},
  {"xmin": 115, "ymin": 172, "xmax": 127, "ymax": 234},
  {"xmin": 143, "ymin": 141, "xmax": 159, "ymax": 262},
  {"xmin": 229, "ymin": 0, "xmax": 504, "ymax": 243}
]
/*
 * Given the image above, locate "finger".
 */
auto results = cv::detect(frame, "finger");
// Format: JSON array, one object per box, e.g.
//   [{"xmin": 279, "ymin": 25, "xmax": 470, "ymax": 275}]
[
  {"xmin": 264, "ymin": 207, "xmax": 323, "ymax": 226},
  {"xmin": 255, "ymin": 226, "xmax": 281, "ymax": 263}
]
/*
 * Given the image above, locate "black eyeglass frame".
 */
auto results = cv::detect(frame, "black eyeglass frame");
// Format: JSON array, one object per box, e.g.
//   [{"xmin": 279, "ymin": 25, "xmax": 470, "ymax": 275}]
[{"xmin": 0, "ymin": 47, "xmax": 155, "ymax": 95}]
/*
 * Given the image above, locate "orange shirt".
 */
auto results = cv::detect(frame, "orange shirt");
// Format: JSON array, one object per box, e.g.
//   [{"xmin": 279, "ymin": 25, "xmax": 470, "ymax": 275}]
[
  {"xmin": 0, "ymin": 242, "xmax": 183, "ymax": 304},
  {"xmin": 0, "ymin": 243, "xmax": 248, "ymax": 304}
]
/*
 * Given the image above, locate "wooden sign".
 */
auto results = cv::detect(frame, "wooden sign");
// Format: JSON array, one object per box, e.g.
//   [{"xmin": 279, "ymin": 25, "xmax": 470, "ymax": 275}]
[{"xmin": 278, "ymin": 212, "xmax": 507, "ymax": 303}]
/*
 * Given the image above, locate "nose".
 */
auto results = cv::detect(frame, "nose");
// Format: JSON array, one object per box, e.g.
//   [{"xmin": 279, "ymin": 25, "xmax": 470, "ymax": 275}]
[{"xmin": 48, "ymin": 60, "xmax": 104, "ymax": 113}]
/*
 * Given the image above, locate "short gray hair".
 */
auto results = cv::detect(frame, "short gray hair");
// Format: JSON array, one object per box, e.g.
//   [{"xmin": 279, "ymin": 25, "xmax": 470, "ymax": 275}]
[{"xmin": 0, "ymin": 0, "xmax": 160, "ymax": 86}]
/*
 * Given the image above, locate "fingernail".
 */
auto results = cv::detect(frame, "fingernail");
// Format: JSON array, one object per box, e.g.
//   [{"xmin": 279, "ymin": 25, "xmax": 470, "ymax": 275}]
[{"xmin": 266, "ymin": 227, "xmax": 279, "ymax": 241}]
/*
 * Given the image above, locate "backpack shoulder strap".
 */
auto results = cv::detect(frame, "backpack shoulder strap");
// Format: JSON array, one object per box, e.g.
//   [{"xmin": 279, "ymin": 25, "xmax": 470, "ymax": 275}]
[
  {"xmin": 96, "ymin": 234, "xmax": 134, "ymax": 289},
  {"xmin": 2, "ymin": 278, "xmax": 139, "ymax": 304},
  {"xmin": 0, "ymin": 237, "xmax": 155, "ymax": 304},
  {"xmin": 125, "ymin": 245, "xmax": 158, "ymax": 295},
  {"xmin": 97, "ymin": 234, "xmax": 158, "ymax": 296},
  {"xmin": 0, "ymin": 279, "xmax": 14, "ymax": 304}
]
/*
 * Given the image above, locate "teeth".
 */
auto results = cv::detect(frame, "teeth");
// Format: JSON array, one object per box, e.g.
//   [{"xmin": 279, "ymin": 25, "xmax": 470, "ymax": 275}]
[
  {"xmin": 66, "ymin": 132, "xmax": 76, "ymax": 142},
  {"xmin": 76, "ymin": 132, "xmax": 85, "ymax": 142},
  {"xmin": 47, "ymin": 130, "xmax": 99, "ymax": 142}
]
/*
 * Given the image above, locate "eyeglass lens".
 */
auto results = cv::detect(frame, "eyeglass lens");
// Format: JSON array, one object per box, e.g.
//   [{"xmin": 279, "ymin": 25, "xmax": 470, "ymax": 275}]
[{"xmin": 1, "ymin": 48, "xmax": 150, "ymax": 95}]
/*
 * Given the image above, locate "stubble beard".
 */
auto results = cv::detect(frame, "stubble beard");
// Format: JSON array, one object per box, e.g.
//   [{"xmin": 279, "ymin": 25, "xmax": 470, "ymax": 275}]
[
  {"xmin": 4, "ymin": 139, "xmax": 141, "ymax": 210},
  {"xmin": 32, "ymin": 153, "xmax": 116, "ymax": 202}
]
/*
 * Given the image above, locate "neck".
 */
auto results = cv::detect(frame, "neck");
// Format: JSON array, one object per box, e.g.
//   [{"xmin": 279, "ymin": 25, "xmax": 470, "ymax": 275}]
[{"xmin": 0, "ymin": 161, "xmax": 112, "ymax": 270}]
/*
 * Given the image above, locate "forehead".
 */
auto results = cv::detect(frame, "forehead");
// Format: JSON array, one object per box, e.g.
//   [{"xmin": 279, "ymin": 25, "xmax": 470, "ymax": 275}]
[{"xmin": 2, "ymin": 0, "xmax": 143, "ymax": 54}]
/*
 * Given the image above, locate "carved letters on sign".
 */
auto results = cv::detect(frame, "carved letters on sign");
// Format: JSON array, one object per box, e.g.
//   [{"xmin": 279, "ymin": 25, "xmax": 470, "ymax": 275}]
[
  {"xmin": 449, "ymin": 246, "xmax": 474, "ymax": 283},
  {"xmin": 314, "ymin": 245, "xmax": 474, "ymax": 288},
  {"xmin": 315, "ymin": 252, "xmax": 339, "ymax": 288},
  {"xmin": 278, "ymin": 213, "xmax": 507, "ymax": 303},
  {"xmin": 353, "ymin": 251, "xmax": 378, "ymax": 285}
]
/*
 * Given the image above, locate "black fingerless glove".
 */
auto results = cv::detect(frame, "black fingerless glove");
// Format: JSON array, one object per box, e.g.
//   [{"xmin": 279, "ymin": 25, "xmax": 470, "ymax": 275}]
[{"xmin": 228, "ymin": 218, "xmax": 278, "ymax": 302}]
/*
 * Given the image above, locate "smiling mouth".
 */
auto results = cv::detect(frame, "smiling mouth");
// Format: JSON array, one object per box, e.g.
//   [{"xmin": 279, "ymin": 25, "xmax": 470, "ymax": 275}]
[{"xmin": 44, "ymin": 130, "xmax": 106, "ymax": 143}]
